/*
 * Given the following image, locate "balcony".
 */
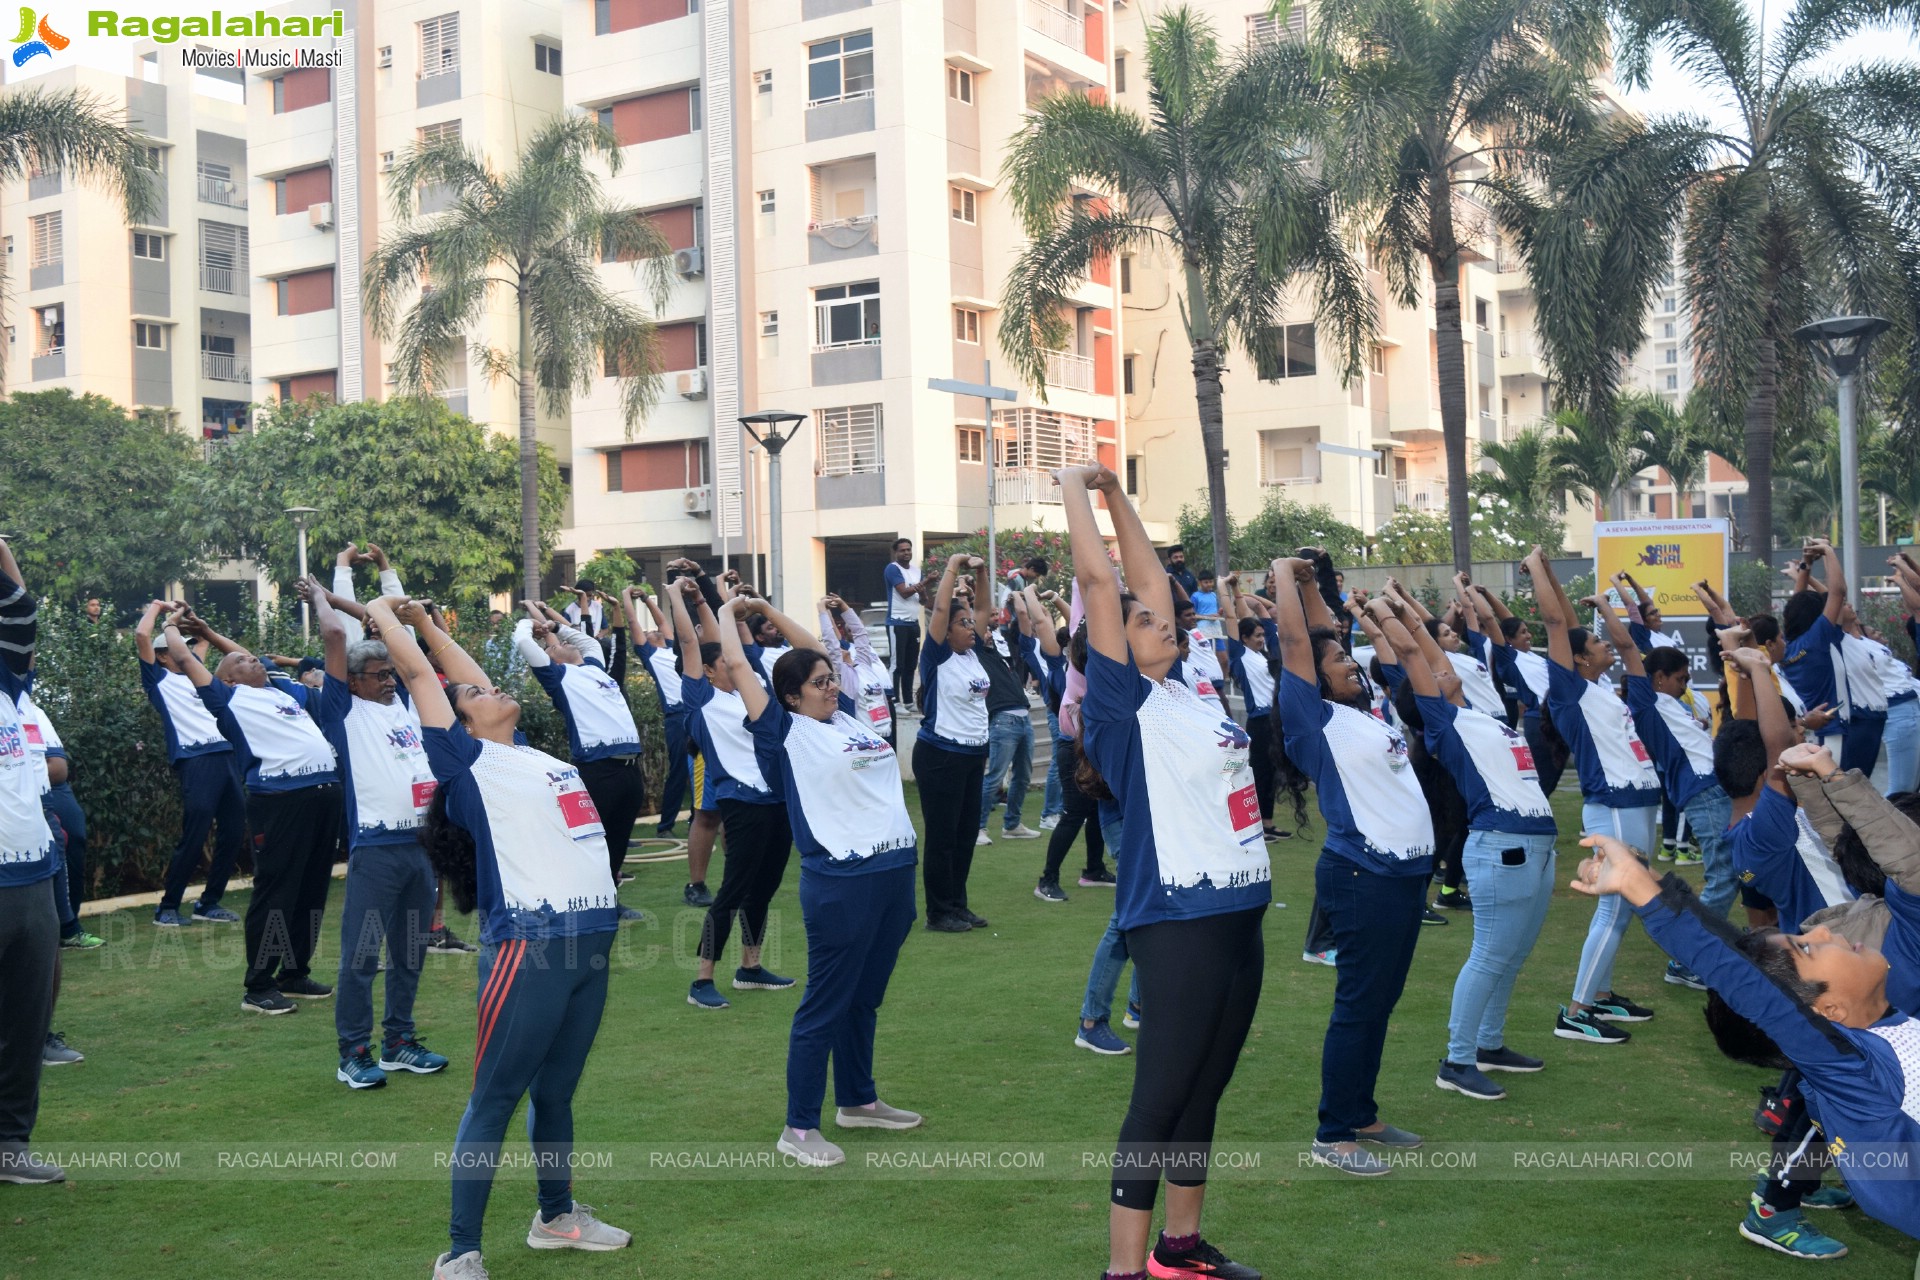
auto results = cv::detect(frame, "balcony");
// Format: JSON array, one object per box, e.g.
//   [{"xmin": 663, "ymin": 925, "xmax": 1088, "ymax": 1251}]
[
  {"xmin": 1042, "ymin": 348, "xmax": 1094, "ymax": 392},
  {"xmin": 200, "ymin": 264, "xmax": 237, "ymax": 293},
  {"xmin": 1026, "ymin": 0, "xmax": 1084, "ymax": 48},
  {"xmin": 807, "ymin": 215, "xmax": 879, "ymax": 264},
  {"xmin": 1394, "ymin": 479, "xmax": 1447, "ymax": 512},
  {"xmin": 201, "ymin": 351, "xmax": 249, "ymax": 382},
  {"xmin": 994, "ymin": 467, "xmax": 1063, "ymax": 505},
  {"xmin": 198, "ymin": 175, "xmax": 246, "ymax": 208}
]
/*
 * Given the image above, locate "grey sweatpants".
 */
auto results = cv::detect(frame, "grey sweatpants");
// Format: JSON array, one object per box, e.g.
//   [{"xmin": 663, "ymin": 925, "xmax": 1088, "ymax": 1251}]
[
  {"xmin": 0, "ymin": 875, "xmax": 59, "ymax": 1142},
  {"xmin": 333, "ymin": 843, "xmax": 437, "ymax": 1056}
]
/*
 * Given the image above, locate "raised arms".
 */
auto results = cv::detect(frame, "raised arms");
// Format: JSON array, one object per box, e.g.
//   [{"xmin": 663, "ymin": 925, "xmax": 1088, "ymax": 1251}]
[
  {"xmin": 366, "ymin": 597, "xmax": 454, "ymax": 730},
  {"xmin": 714, "ymin": 597, "xmax": 770, "ymax": 720},
  {"xmin": 1059, "ymin": 466, "xmax": 1126, "ymax": 664}
]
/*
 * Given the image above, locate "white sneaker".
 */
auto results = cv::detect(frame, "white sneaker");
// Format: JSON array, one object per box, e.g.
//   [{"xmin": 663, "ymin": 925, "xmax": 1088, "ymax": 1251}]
[
  {"xmin": 778, "ymin": 1126, "xmax": 846, "ymax": 1167},
  {"xmin": 835, "ymin": 1099, "xmax": 923, "ymax": 1130},
  {"xmin": 526, "ymin": 1202, "xmax": 631, "ymax": 1251},
  {"xmin": 433, "ymin": 1250, "xmax": 490, "ymax": 1280},
  {"xmin": 1001, "ymin": 824, "xmax": 1042, "ymax": 840},
  {"xmin": 975, "ymin": 830, "xmax": 993, "ymax": 846},
  {"xmin": 1039, "ymin": 814, "xmax": 1062, "ymax": 830}
]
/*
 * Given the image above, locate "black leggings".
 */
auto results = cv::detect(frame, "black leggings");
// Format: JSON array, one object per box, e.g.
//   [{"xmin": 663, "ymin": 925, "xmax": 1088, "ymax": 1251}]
[
  {"xmin": 1042, "ymin": 738, "xmax": 1106, "ymax": 882},
  {"xmin": 1248, "ymin": 714, "xmax": 1277, "ymax": 825},
  {"xmin": 913, "ymin": 739, "xmax": 986, "ymax": 920},
  {"xmin": 699, "ymin": 798, "xmax": 794, "ymax": 962},
  {"xmin": 1758, "ymin": 1071, "xmax": 1828, "ymax": 1211},
  {"xmin": 1111, "ymin": 907, "xmax": 1266, "ymax": 1210},
  {"xmin": 577, "ymin": 755, "xmax": 646, "ymax": 883}
]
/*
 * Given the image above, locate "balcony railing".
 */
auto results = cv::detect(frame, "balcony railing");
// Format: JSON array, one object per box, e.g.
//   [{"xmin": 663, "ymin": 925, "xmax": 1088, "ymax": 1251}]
[
  {"xmin": 1025, "ymin": 0, "xmax": 1083, "ymax": 48},
  {"xmin": 994, "ymin": 467, "xmax": 1063, "ymax": 506},
  {"xmin": 201, "ymin": 351, "xmax": 248, "ymax": 382},
  {"xmin": 1394, "ymin": 479, "xmax": 1447, "ymax": 511},
  {"xmin": 1042, "ymin": 348, "xmax": 1094, "ymax": 392},
  {"xmin": 200, "ymin": 264, "xmax": 236, "ymax": 293},
  {"xmin": 198, "ymin": 176, "xmax": 246, "ymax": 207},
  {"xmin": 34, "ymin": 344, "xmax": 64, "ymax": 359}
]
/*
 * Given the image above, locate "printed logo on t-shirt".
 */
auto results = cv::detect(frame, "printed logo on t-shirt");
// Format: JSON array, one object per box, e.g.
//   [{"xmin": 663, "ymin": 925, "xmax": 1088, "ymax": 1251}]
[
  {"xmin": 1385, "ymin": 727, "xmax": 1411, "ymax": 770},
  {"xmin": 386, "ymin": 724, "xmax": 422, "ymax": 756},
  {"xmin": 270, "ymin": 698, "xmax": 304, "ymax": 718},
  {"xmin": 840, "ymin": 727, "xmax": 893, "ymax": 770},
  {"xmin": 0, "ymin": 722, "xmax": 22, "ymax": 760},
  {"xmin": 967, "ymin": 677, "xmax": 990, "ymax": 699}
]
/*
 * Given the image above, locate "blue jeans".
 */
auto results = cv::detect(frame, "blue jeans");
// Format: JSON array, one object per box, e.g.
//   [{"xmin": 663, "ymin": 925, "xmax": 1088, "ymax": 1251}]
[
  {"xmin": 1316, "ymin": 853, "xmax": 1425, "ymax": 1142},
  {"xmin": 1446, "ymin": 830, "xmax": 1556, "ymax": 1065},
  {"xmin": 1884, "ymin": 697, "xmax": 1920, "ymax": 796},
  {"xmin": 1843, "ymin": 709, "xmax": 1887, "ymax": 776},
  {"xmin": 1080, "ymin": 815, "xmax": 1140, "ymax": 1023},
  {"xmin": 334, "ymin": 842, "xmax": 437, "ymax": 1055},
  {"xmin": 1686, "ymin": 786, "xmax": 1736, "ymax": 919},
  {"xmin": 979, "ymin": 708, "xmax": 1034, "ymax": 832},
  {"xmin": 1041, "ymin": 709, "xmax": 1065, "ymax": 821},
  {"xmin": 1572, "ymin": 802, "xmax": 1659, "ymax": 1005}
]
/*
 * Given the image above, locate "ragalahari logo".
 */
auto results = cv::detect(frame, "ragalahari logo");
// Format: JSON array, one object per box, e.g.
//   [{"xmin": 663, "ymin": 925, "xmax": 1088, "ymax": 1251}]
[{"xmin": 12, "ymin": 7, "xmax": 70, "ymax": 66}]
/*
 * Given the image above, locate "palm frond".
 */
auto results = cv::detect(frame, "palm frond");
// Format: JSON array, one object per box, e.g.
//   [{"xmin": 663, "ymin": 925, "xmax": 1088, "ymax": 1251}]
[{"xmin": 0, "ymin": 87, "xmax": 157, "ymax": 223}]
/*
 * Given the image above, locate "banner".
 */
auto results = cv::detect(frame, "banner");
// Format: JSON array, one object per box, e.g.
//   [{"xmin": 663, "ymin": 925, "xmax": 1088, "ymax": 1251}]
[{"xmin": 1593, "ymin": 520, "xmax": 1730, "ymax": 620}]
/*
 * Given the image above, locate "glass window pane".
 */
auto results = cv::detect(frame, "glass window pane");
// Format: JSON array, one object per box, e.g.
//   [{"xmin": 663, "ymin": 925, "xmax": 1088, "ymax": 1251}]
[
  {"xmin": 1285, "ymin": 323, "xmax": 1316, "ymax": 378},
  {"xmin": 808, "ymin": 60, "xmax": 840, "ymax": 101},
  {"xmin": 845, "ymin": 31, "xmax": 871, "ymax": 51},
  {"xmin": 829, "ymin": 304, "xmax": 860, "ymax": 345}
]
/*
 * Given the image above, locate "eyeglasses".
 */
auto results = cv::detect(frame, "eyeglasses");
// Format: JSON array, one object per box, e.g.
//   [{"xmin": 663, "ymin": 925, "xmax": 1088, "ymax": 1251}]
[
  {"xmin": 807, "ymin": 672, "xmax": 842, "ymax": 691},
  {"xmin": 357, "ymin": 669, "xmax": 398, "ymax": 682}
]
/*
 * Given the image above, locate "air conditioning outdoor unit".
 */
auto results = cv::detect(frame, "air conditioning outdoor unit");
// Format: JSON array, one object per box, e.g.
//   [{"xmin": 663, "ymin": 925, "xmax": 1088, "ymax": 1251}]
[
  {"xmin": 683, "ymin": 485, "xmax": 712, "ymax": 515},
  {"xmin": 309, "ymin": 201, "xmax": 335, "ymax": 229},
  {"xmin": 676, "ymin": 369, "xmax": 708, "ymax": 400},
  {"xmin": 672, "ymin": 246, "xmax": 705, "ymax": 278}
]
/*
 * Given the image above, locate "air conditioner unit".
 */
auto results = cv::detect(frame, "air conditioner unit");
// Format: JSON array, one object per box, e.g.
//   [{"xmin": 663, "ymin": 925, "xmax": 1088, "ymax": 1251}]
[
  {"xmin": 377, "ymin": 45, "xmax": 393, "ymax": 68},
  {"xmin": 672, "ymin": 246, "xmax": 705, "ymax": 279},
  {"xmin": 683, "ymin": 485, "xmax": 712, "ymax": 515},
  {"xmin": 380, "ymin": 152, "xmax": 395, "ymax": 172},
  {"xmin": 676, "ymin": 369, "xmax": 708, "ymax": 400},
  {"xmin": 308, "ymin": 201, "xmax": 335, "ymax": 229}
]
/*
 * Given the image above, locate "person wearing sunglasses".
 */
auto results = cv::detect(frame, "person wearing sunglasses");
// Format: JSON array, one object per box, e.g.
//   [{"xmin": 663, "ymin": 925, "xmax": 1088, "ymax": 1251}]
[
  {"xmin": 718, "ymin": 587, "xmax": 924, "ymax": 1169},
  {"xmin": 295, "ymin": 577, "xmax": 449, "ymax": 1091}
]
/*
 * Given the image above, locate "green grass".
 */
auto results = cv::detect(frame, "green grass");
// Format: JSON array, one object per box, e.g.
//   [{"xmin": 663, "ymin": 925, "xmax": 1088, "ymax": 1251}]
[{"xmin": 9, "ymin": 786, "xmax": 1916, "ymax": 1279}]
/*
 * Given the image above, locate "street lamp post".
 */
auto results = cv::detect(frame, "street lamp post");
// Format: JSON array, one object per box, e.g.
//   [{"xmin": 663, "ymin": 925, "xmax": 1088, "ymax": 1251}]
[
  {"xmin": 737, "ymin": 411, "xmax": 807, "ymax": 611},
  {"xmin": 283, "ymin": 506, "xmax": 319, "ymax": 642},
  {"xmin": 1795, "ymin": 315, "xmax": 1891, "ymax": 596}
]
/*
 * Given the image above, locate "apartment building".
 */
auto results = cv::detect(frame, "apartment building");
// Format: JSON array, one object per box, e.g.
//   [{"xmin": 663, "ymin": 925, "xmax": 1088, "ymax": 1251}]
[
  {"xmin": 0, "ymin": 55, "xmax": 254, "ymax": 443},
  {"xmin": 559, "ymin": 0, "xmax": 1127, "ymax": 605}
]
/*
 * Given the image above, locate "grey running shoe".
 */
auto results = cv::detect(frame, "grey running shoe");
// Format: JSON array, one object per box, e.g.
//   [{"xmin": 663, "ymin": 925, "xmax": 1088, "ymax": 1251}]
[
  {"xmin": 526, "ymin": 1202, "xmax": 631, "ymax": 1251},
  {"xmin": 1309, "ymin": 1141, "xmax": 1391, "ymax": 1177},
  {"xmin": 431, "ymin": 1250, "xmax": 489, "ymax": 1280},
  {"xmin": 777, "ymin": 1127, "xmax": 846, "ymax": 1167},
  {"xmin": 42, "ymin": 1032, "xmax": 84, "ymax": 1066},
  {"xmin": 1357, "ymin": 1124, "xmax": 1424, "ymax": 1149},
  {"xmin": 835, "ymin": 1099, "xmax": 923, "ymax": 1130},
  {"xmin": 1001, "ymin": 824, "xmax": 1042, "ymax": 840},
  {"xmin": 0, "ymin": 1142, "xmax": 66, "ymax": 1184}
]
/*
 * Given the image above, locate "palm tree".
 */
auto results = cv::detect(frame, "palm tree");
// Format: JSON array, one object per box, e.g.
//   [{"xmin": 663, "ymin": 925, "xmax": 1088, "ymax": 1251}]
[
  {"xmin": 0, "ymin": 88, "xmax": 158, "ymax": 390},
  {"xmin": 1777, "ymin": 414, "xmax": 1846, "ymax": 542},
  {"xmin": 1631, "ymin": 392, "xmax": 1705, "ymax": 520},
  {"xmin": 1476, "ymin": 424, "xmax": 1579, "ymax": 520},
  {"xmin": 365, "ymin": 114, "xmax": 672, "ymax": 600},
  {"xmin": 1548, "ymin": 405, "xmax": 1646, "ymax": 520},
  {"xmin": 1865, "ymin": 422, "xmax": 1920, "ymax": 541},
  {"xmin": 1564, "ymin": 0, "xmax": 1920, "ymax": 561},
  {"xmin": 999, "ymin": 5, "xmax": 1372, "ymax": 582},
  {"xmin": 1310, "ymin": 0, "xmax": 1612, "ymax": 571}
]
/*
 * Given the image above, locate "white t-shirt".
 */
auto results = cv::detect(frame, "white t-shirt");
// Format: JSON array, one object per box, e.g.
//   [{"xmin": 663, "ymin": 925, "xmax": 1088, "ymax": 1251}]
[
  {"xmin": 313, "ymin": 676, "xmax": 436, "ymax": 848},
  {"xmin": 1181, "ymin": 629, "xmax": 1227, "ymax": 715},
  {"xmin": 884, "ymin": 560, "xmax": 920, "ymax": 624},
  {"xmin": 686, "ymin": 680, "xmax": 775, "ymax": 797},
  {"xmin": 643, "ymin": 642, "xmax": 684, "ymax": 710},
  {"xmin": 0, "ymin": 674, "xmax": 52, "ymax": 871},
  {"xmin": 750, "ymin": 699, "xmax": 917, "ymax": 871},
  {"xmin": 16, "ymin": 689, "xmax": 55, "ymax": 794},
  {"xmin": 1841, "ymin": 632, "xmax": 1890, "ymax": 714},
  {"xmin": 1448, "ymin": 647, "xmax": 1506, "ymax": 718},
  {"xmin": 1509, "ymin": 649, "xmax": 1552, "ymax": 706},
  {"xmin": 918, "ymin": 640, "xmax": 990, "ymax": 748},
  {"xmin": 201, "ymin": 679, "xmax": 339, "ymax": 791}
]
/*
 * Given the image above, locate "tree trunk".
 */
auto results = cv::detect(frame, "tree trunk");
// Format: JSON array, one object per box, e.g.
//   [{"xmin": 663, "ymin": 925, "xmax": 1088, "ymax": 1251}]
[
  {"xmin": 1429, "ymin": 248, "xmax": 1473, "ymax": 573},
  {"xmin": 1185, "ymin": 260, "xmax": 1233, "ymax": 583},
  {"xmin": 1742, "ymin": 334, "xmax": 1778, "ymax": 563},
  {"xmin": 517, "ymin": 289, "xmax": 541, "ymax": 602}
]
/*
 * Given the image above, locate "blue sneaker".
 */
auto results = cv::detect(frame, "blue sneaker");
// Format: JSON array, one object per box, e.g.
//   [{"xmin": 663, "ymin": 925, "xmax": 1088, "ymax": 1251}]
[
  {"xmin": 732, "ymin": 966, "xmax": 796, "ymax": 991},
  {"xmin": 1739, "ymin": 1195, "xmax": 1848, "ymax": 1257},
  {"xmin": 191, "ymin": 901, "xmax": 239, "ymax": 923},
  {"xmin": 153, "ymin": 908, "xmax": 190, "ymax": 927},
  {"xmin": 336, "ymin": 1045, "xmax": 388, "ymax": 1090},
  {"xmin": 1122, "ymin": 1001, "xmax": 1142, "ymax": 1030},
  {"xmin": 378, "ymin": 1036, "xmax": 449, "ymax": 1074},
  {"xmin": 1802, "ymin": 1184, "xmax": 1856, "ymax": 1211},
  {"xmin": 1663, "ymin": 960, "xmax": 1708, "ymax": 991},
  {"xmin": 1073, "ymin": 1019, "xmax": 1131, "ymax": 1056},
  {"xmin": 687, "ymin": 979, "xmax": 730, "ymax": 1010},
  {"xmin": 1436, "ymin": 1060, "xmax": 1506, "ymax": 1100}
]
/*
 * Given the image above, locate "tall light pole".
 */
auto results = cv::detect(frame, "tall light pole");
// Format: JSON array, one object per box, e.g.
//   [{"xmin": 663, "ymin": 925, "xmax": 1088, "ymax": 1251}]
[
  {"xmin": 284, "ymin": 506, "xmax": 318, "ymax": 642},
  {"xmin": 738, "ymin": 411, "xmax": 806, "ymax": 610},
  {"xmin": 1795, "ymin": 315, "xmax": 1891, "ymax": 595},
  {"xmin": 930, "ymin": 362, "xmax": 1018, "ymax": 606}
]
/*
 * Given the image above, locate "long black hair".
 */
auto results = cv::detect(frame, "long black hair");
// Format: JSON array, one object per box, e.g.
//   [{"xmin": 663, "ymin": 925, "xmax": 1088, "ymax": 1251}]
[
  {"xmin": 1268, "ymin": 626, "xmax": 1352, "ymax": 834},
  {"xmin": 420, "ymin": 685, "xmax": 480, "ymax": 914}
]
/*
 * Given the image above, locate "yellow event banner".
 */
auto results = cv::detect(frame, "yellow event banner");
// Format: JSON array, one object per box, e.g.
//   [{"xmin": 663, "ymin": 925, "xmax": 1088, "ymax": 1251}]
[{"xmin": 1592, "ymin": 520, "xmax": 1730, "ymax": 620}]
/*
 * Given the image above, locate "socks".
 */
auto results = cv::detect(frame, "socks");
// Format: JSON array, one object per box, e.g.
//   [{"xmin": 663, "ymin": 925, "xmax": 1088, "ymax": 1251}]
[{"xmin": 1158, "ymin": 1230, "xmax": 1200, "ymax": 1255}]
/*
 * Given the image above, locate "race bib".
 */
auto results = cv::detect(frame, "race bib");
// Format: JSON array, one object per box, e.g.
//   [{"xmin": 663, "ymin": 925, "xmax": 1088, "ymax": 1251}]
[
  {"xmin": 1511, "ymin": 743, "xmax": 1538, "ymax": 773},
  {"xmin": 1226, "ymin": 784, "xmax": 1260, "ymax": 833},
  {"xmin": 411, "ymin": 780, "xmax": 438, "ymax": 810},
  {"xmin": 868, "ymin": 704, "xmax": 890, "ymax": 726},
  {"xmin": 557, "ymin": 788, "xmax": 603, "ymax": 830},
  {"xmin": 22, "ymin": 724, "xmax": 42, "ymax": 746},
  {"xmin": 1629, "ymin": 737, "xmax": 1651, "ymax": 763},
  {"xmin": 1197, "ymin": 679, "xmax": 1217, "ymax": 697}
]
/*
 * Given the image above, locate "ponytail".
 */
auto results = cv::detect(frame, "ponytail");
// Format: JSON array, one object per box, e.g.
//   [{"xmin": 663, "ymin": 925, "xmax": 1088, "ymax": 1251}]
[{"xmin": 420, "ymin": 783, "xmax": 478, "ymax": 914}]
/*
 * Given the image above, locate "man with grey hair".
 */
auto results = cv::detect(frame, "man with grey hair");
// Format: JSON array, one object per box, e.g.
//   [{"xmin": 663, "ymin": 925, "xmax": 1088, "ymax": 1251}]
[{"xmin": 299, "ymin": 582, "xmax": 448, "ymax": 1090}]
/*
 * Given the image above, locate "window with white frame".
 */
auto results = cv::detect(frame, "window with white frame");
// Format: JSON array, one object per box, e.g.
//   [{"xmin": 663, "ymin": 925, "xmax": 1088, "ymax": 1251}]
[
  {"xmin": 1119, "ymin": 255, "xmax": 1131, "ymax": 293},
  {"xmin": 754, "ymin": 68, "xmax": 772, "ymax": 95},
  {"xmin": 132, "ymin": 231, "xmax": 165, "ymax": 260},
  {"xmin": 1662, "ymin": 321, "xmax": 1676, "ymax": 339},
  {"xmin": 1663, "ymin": 294, "xmax": 1677, "ymax": 312},
  {"xmin": 760, "ymin": 311, "xmax": 779, "ymax": 338},
  {"xmin": 947, "ymin": 65, "xmax": 973, "ymax": 103},
  {"xmin": 419, "ymin": 13, "xmax": 459, "ymax": 78},
  {"xmin": 817, "ymin": 404, "xmax": 883, "ymax": 476},
  {"xmin": 1247, "ymin": 6, "xmax": 1305, "ymax": 45},
  {"xmin": 1257, "ymin": 427, "xmax": 1322, "ymax": 486},
  {"xmin": 957, "ymin": 425, "xmax": 985, "ymax": 464},
  {"xmin": 29, "ymin": 212, "xmax": 61, "ymax": 267},
  {"xmin": 1661, "ymin": 346, "xmax": 1678, "ymax": 364},
  {"xmin": 418, "ymin": 120, "xmax": 461, "ymax": 146},
  {"xmin": 1370, "ymin": 344, "xmax": 1387, "ymax": 375},
  {"xmin": 1114, "ymin": 55, "xmax": 1126, "ymax": 92},
  {"xmin": 534, "ymin": 42, "xmax": 561, "ymax": 75},
  {"xmin": 808, "ymin": 32, "xmax": 874, "ymax": 105},
  {"xmin": 1665, "ymin": 372, "xmax": 1679, "ymax": 389},
  {"xmin": 991, "ymin": 407, "xmax": 1097, "ymax": 475},
  {"xmin": 813, "ymin": 281, "xmax": 881, "ymax": 348},
  {"xmin": 758, "ymin": 189, "xmax": 776, "ymax": 214},
  {"xmin": 134, "ymin": 322, "xmax": 165, "ymax": 350},
  {"xmin": 35, "ymin": 306, "xmax": 63, "ymax": 354},
  {"xmin": 1122, "ymin": 355, "xmax": 1135, "ymax": 394},
  {"xmin": 954, "ymin": 307, "xmax": 980, "ymax": 343},
  {"xmin": 950, "ymin": 186, "xmax": 976, "ymax": 224}
]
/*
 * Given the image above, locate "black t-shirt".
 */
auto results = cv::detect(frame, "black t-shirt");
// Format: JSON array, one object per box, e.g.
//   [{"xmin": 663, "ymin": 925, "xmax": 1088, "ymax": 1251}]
[{"xmin": 974, "ymin": 628, "xmax": 1031, "ymax": 716}]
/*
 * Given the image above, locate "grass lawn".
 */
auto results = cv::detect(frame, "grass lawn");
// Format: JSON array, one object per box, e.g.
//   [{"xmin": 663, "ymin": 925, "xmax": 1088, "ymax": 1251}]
[{"xmin": 7, "ymin": 784, "xmax": 1916, "ymax": 1280}]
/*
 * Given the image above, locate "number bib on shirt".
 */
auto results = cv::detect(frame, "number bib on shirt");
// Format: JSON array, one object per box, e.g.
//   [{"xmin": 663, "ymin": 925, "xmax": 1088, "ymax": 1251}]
[{"xmin": 551, "ymin": 772, "xmax": 605, "ymax": 837}]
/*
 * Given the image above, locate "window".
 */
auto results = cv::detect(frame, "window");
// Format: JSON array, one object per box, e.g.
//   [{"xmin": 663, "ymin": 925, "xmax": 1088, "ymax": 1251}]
[
  {"xmin": 813, "ymin": 281, "xmax": 881, "ymax": 348},
  {"xmin": 132, "ymin": 232, "xmax": 165, "ymax": 260},
  {"xmin": 1125, "ymin": 455, "xmax": 1138, "ymax": 494},
  {"xmin": 817, "ymin": 404, "xmax": 883, "ymax": 476},
  {"xmin": 377, "ymin": 45, "xmax": 392, "ymax": 67},
  {"xmin": 419, "ymin": 120, "xmax": 461, "ymax": 147},
  {"xmin": 992, "ymin": 407, "xmax": 1098, "ymax": 479},
  {"xmin": 199, "ymin": 221, "xmax": 247, "ymax": 293},
  {"xmin": 947, "ymin": 65, "xmax": 973, "ymax": 103},
  {"xmin": 1661, "ymin": 346, "xmax": 1678, "ymax": 365},
  {"xmin": 36, "ymin": 307, "xmax": 64, "ymax": 354},
  {"xmin": 808, "ymin": 32, "xmax": 874, "ymax": 106},
  {"xmin": 758, "ymin": 189, "xmax": 776, "ymax": 214},
  {"xmin": 596, "ymin": 105, "xmax": 613, "ymax": 133},
  {"xmin": 1119, "ymin": 255, "xmax": 1132, "ymax": 293},
  {"xmin": 143, "ymin": 145, "xmax": 165, "ymax": 172},
  {"xmin": 605, "ymin": 450, "xmax": 623, "ymax": 492},
  {"xmin": 1114, "ymin": 55, "xmax": 1126, "ymax": 93},
  {"xmin": 1257, "ymin": 427, "xmax": 1321, "ymax": 485},
  {"xmin": 534, "ymin": 42, "xmax": 561, "ymax": 75},
  {"xmin": 1269, "ymin": 322, "xmax": 1316, "ymax": 378},
  {"xmin": 957, "ymin": 425, "xmax": 985, "ymax": 464},
  {"xmin": 950, "ymin": 186, "xmax": 976, "ymax": 224},
  {"xmin": 1665, "ymin": 372, "xmax": 1679, "ymax": 390},
  {"xmin": 760, "ymin": 311, "xmax": 779, "ymax": 338},
  {"xmin": 419, "ymin": 13, "xmax": 459, "ymax": 78},
  {"xmin": 1122, "ymin": 355, "xmax": 1135, "ymax": 394},
  {"xmin": 689, "ymin": 85, "xmax": 702, "ymax": 130},
  {"xmin": 1373, "ymin": 449, "xmax": 1390, "ymax": 478},
  {"xmin": 134, "ymin": 322, "xmax": 165, "ymax": 350},
  {"xmin": 1247, "ymin": 7, "xmax": 1305, "ymax": 45},
  {"xmin": 29, "ymin": 212, "xmax": 61, "ymax": 267},
  {"xmin": 754, "ymin": 69, "xmax": 772, "ymax": 95},
  {"xmin": 1370, "ymin": 345, "xmax": 1386, "ymax": 375},
  {"xmin": 954, "ymin": 307, "xmax": 980, "ymax": 344},
  {"xmin": 1663, "ymin": 294, "xmax": 1677, "ymax": 313},
  {"xmin": 604, "ymin": 441, "xmax": 707, "ymax": 492},
  {"xmin": 1474, "ymin": 298, "xmax": 1489, "ymax": 330}
]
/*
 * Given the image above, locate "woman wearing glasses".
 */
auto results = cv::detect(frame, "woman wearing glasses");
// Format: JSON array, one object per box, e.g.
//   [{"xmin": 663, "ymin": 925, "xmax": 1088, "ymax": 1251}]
[{"xmin": 714, "ymin": 591, "xmax": 923, "ymax": 1169}]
